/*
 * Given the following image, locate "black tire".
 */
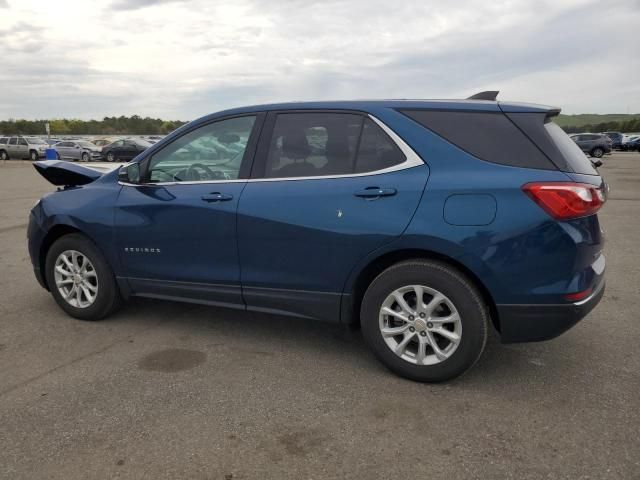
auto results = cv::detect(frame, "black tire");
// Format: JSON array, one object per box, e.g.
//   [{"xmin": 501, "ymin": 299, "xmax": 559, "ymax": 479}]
[
  {"xmin": 44, "ymin": 233, "xmax": 122, "ymax": 321},
  {"xmin": 360, "ymin": 259, "xmax": 488, "ymax": 382},
  {"xmin": 56, "ymin": 152, "xmax": 61, "ymax": 160},
  {"xmin": 106, "ymin": 151, "xmax": 116, "ymax": 162},
  {"xmin": 30, "ymin": 150, "xmax": 38, "ymax": 161},
  {"xmin": 0, "ymin": 150, "xmax": 8, "ymax": 160},
  {"xmin": 591, "ymin": 147, "xmax": 604, "ymax": 158},
  {"xmin": 81, "ymin": 152, "xmax": 90, "ymax": 162}
]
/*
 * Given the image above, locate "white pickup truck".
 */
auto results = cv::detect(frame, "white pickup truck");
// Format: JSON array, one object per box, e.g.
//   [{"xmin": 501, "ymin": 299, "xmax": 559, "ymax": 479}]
[{"xmin": 0, "ymin": 135, "xmax": 49, "ymax": 160}]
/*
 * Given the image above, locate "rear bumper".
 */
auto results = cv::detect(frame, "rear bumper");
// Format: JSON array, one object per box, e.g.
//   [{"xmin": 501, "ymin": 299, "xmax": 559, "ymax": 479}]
[{"xmin": 497, "ymin": 279, "xmax": 605, "ymax": 343}]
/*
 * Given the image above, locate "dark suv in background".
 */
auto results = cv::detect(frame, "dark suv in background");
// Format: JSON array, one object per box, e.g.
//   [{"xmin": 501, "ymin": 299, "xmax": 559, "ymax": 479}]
[
  {"xmin": 602, "ymin": 132, "xmax": 623, "ymax": 150},
  {"xmin": 570, "ymin": 133, "xmax": 612, "ymax": 158}
]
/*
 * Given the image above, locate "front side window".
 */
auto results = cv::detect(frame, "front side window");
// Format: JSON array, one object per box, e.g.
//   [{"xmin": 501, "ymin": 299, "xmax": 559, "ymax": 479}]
[
  {"xmin": 147, "ymin": 115, "xmax": 256, "ymax": 183},
  {"xmin": 18, "ymin": 138, "xmax": 27, "ymax": 146},
  {"xmin": 263, "ymin": 113, "xmax": 405, "ymax": 179}
]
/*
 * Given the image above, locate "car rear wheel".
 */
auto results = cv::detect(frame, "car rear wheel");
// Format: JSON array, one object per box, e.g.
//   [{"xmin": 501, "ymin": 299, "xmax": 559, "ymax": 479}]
[
  {"xmin": 45, "ymin": 234, "xmax": 122, "ymax": 321},
  {"xmin": 591, "ymin": 147, "xmax": 604, "ymax": 158},
  {"xmin": 81, "ymin": 152, "xmax": 90, "ymax": 162},
  {"xmin": 30, "ymin": 150, "xmax": 38, "ymax": 161},
  {"xmin": 106, "ymin": 151, "xmax": 116, "ymax": 162},
  {"xmin": 361, "ymin": 260, "xmax": 488, "ymax": 382},
  {"xmin": 0, "ymin": 150, "xmax": 8, "ymax": 160}
]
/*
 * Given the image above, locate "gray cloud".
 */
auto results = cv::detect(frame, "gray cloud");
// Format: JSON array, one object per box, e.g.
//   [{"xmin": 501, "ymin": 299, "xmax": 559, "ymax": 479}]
[
  {"xmin": 0, "ymin": 0, "xmax": 638, "ymax": 119},
  {"xmin": 109, "ymin": 0, "xmax": 190, "ymax": 11}
]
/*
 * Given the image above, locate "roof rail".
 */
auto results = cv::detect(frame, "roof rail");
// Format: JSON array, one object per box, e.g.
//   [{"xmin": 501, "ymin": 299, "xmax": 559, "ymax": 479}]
[{"xmin": 467, "ymin": 91, "xmax": 499, "ymax": 101}]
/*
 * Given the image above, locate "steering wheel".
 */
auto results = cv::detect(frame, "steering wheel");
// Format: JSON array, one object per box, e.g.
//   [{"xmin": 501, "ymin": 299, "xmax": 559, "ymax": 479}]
[{"xmin": 186, "ymin": 163, "xmax": 216, "ymax": 181}]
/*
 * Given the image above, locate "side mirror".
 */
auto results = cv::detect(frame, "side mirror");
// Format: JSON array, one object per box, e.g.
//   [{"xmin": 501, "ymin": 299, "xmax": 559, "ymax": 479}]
[
  {"xmin": 591, "ymin": 159, "xmax": 603, "ymax": 168},
  {"xmin": 119, "ymin": 163, "xmax": 141, "ymax": 184}
]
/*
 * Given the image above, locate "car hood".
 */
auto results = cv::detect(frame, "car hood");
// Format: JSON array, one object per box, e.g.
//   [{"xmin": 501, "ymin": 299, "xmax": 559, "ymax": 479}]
[{"xmin": 33, "ymin": 160, "xmax": 118, "ymax": 186}]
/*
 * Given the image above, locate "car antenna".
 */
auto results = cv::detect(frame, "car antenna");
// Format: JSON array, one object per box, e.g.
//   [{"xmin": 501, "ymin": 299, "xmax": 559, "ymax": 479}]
[{"xmin": 467, "ymin": 91, "xmax": 499, "ymax": 101}]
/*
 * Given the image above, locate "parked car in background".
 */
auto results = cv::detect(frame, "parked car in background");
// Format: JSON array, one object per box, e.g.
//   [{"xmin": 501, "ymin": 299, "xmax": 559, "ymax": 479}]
[
  {"xmin": 627, "ymin": 136, "xmax": 640, "ymax": 152},
  {"xmin": 102, "ymin": 138, "xmax": 152, "ymax": 162},
  {"xmin": 602, "ymin": 132, "xmax": 623, "ymax": 150},
  {"xmin": 570, "ymin": 133, "xmax": 612, "ymax": 158},
  {"xmin": 92, "ymin": 138, "xmax": 118, "ymax": 148},
  {"xmin": 0, "ymin": 136, "xmax": 48, "ymax": 160},
  {"xmin": 44, "ymin": 138, "xmax": 63, "ymax": 146},
  {"xmin": 54, "ymin": 140, "xmax": 103, "ymax": 162},
  {"xmin": 28, "ymin": 95, "xmax": 606, "ymax": 382}
]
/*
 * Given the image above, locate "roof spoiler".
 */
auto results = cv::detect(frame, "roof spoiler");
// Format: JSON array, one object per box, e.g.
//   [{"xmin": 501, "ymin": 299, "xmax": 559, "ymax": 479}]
[{"xmin": 467, "ymin": 90, "xmax": 499, "ymax": 101}]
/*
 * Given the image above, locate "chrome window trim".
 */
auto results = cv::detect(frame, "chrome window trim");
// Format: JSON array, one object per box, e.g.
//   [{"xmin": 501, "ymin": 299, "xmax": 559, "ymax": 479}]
[{"xmin": 119, "ymin": 114, "xmax": 424, "ymax": 187}]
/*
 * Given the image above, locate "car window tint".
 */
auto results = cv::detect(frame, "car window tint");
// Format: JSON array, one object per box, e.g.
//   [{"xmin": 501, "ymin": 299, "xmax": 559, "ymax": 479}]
[
  {"xmin": 354, "ymin": 118, "xmax": 405, "ymax": 173},
  {"xmin": 8, "ymin": 137, "xmax": 17, "ymax": 145},
  {"xmin": 401, "ymin": 109, "xmax": 557, "ymax": 170},
  {"xmin": 264, "ymin": 113, "xmax": 363, "ymax": 178},
  {"xmin": 18, "ymin": 138, "xmax": 27, "ymax": 146},
  {"xmin": 148, "ymin": 115, "xmax": 256, "ymax": 183}
]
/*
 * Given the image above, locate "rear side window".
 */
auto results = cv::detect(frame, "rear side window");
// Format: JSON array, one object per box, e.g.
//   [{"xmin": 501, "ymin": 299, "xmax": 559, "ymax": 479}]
[
  {"xmin": 355, "ymin": 119, "xmax": 405, "ymax": 173},
  {"xmin": 263, "ymin": 113, "xmax": 406, "ymax": 179},
  {"xmin": 401, "ymin": 110, "xmax": 557, "ymax": 170},
  {"xmin": 544, "ymin": 122, "xmax": 597, "ymax": 175},
  {"xmin": 0, "ymin": 137, "xmax": 7, "ymax": 144}
]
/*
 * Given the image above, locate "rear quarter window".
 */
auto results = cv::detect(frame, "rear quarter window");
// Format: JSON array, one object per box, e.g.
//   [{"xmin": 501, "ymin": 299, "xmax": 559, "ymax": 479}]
[
  {"xmin": 400, "ymin": 109, "xmax": 557, "ymax": 170},
  {"xmin": 544, "ymin": 122, "xmax": 598, "ymax": 175}
]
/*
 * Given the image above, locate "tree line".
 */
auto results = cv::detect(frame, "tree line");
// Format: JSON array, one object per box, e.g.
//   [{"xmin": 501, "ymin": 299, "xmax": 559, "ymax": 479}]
[
  {"xmin": 0, "ymin": 116, "xmax": 188, "ymax": 136},
  {"xmin": 2, "ymin": 115, "xmax": 639, "ymax": 136},
  {"xmin": 561, "ymin": 117, "xmax": 640, "ymax": 134}
]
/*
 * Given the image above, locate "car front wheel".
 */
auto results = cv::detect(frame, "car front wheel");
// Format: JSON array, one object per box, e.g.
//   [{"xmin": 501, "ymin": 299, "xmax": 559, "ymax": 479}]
[
  {"xmin": 361, "ymin": 260, "xmax": 488, "ymax": 382},
  {"xmin": 106, "ymin": 152, "xmax": 116, "ymax": 162},
  {"xmin": 81, "ymin": 152, "xmax": 90, "ymax": 162},
  {"xmin": 45, "ymin": 234, "xmax": 122, "ymax": 320}
]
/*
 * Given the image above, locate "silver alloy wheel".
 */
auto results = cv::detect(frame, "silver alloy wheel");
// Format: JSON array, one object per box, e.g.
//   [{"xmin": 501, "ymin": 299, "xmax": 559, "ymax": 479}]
[
  {"xmin": 30, "ymin": 151, "xmax": 38, "ymax": 161},
  {"xmin": 379, "ymin": 285, "xmax": 462, "ymax": 366},
  {"xmin": 54, "ymin": 250, "xmax": 99, "ymax": 308},
  {"xmin": 0, "ymin": 151, "xmax": 7, "ymax": 160},
  {"xmin": 107, "ymin": 152, "xmax": 114, "ymax": 162},
  {"xmin": 81, "ymin": 152, "xmax": 89, "ymax": 162}
]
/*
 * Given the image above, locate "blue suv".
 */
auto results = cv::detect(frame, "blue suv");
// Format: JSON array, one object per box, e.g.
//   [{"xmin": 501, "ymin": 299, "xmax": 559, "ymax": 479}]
[{"xmin": 27, "ymin": 93, "xmax": 606, "ymax": 382}]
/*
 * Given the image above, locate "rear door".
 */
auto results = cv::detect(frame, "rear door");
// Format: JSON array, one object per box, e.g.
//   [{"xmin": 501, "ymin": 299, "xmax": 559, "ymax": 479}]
[
  {"xmin": 55, "ymin": 141, "xmax": 71, "ymax": 159},
  {"xmin": 16, "ymin": 137, "xmax": 29, "ymax": 158},
  {"xmin": 237, "ymin": 110, "xmax": 429, "ymax": 322},
  {"xmin": 122, "ymin": 140, "xmax": 139, "ymax": 160}
]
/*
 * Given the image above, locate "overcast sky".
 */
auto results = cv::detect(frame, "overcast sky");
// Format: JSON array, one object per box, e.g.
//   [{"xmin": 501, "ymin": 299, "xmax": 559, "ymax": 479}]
[{"xmin": 0, "ymin": 0, "xmax": 638, "ymax": 120}]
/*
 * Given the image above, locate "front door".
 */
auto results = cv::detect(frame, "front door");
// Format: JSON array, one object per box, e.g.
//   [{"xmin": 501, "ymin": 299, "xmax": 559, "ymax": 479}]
[
  {"xmin": 237, "ymin": 111, "xmax": 429, "ymax": 322},
  {"xmin": 115, "ymin": 114, "xmax": 262, "ymax": 307}
]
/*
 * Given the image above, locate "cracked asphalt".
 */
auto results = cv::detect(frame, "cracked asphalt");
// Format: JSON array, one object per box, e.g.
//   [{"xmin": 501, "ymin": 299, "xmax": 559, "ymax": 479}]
[{"xmin": 0, "ymin": 153, "xmax": 639, "ymax": 479}]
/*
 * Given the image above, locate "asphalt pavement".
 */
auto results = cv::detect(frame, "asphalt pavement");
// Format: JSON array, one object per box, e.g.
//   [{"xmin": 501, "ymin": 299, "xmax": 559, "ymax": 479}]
[{"xmin": 0, "ymin": 153, "xmax": 638, "ymax": 479}]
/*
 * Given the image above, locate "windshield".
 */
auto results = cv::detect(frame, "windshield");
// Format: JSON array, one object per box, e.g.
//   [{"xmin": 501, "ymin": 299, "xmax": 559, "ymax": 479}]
[
  {"xmin": 27, "ymin": 137, "xmax": 47, "ymax": 145},
  {"xmin": 134, "ymin": 139, "xmax": 152, "ymax": 147},
  {"xmin": 78, "ymin": 141, "xmax": 97, "ymax": 148}
]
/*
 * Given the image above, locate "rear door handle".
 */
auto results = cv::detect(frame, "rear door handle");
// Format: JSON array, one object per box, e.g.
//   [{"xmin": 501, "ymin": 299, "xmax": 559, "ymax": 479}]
[
  {"xmin": 201, "ymin": 192, "xmax": 233, "ymax": 202},
  {"xmin": 354, "ymin": 187, "xmax": 397, "ymax": 199}
]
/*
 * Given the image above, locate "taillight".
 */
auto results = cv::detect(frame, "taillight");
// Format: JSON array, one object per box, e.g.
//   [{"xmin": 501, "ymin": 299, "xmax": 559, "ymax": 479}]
[{"xmin": 522, "ymin": 182, "xmax": 605, "ymax": 220}]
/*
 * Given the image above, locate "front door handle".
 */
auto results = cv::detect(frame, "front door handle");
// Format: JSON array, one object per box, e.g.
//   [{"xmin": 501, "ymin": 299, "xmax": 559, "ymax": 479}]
[
  {"xmin": 201, "ymin": 192, "xmax": 233, "ymax": 203},
  {"xmin": 354, "ymin": 187, "xmax": 397, "ymax": 199}
]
